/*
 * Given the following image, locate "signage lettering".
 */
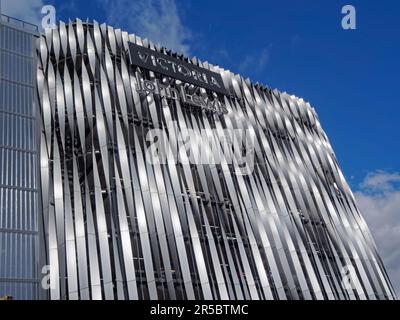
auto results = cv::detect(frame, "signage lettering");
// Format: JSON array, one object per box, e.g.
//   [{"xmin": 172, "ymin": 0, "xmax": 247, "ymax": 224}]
[
  {"xmin": 129, "ymin": 42, "xmax": 229, "ymax": 95},
  {"xmin": 135, "ymin": 75, "xmax": 228, "ymax": 115}
]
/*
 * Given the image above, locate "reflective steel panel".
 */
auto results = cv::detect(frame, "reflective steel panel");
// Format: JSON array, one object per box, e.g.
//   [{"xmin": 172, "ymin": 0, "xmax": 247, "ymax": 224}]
[{"xmin": 36, "ymin": 20, "xmax": 396, "ymax": 300}]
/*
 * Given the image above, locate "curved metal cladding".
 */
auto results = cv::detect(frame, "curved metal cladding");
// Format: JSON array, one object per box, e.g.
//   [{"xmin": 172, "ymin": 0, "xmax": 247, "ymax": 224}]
[{"xmin": 36, "ymin": 19, "xmax": 396, "ymax": 300}]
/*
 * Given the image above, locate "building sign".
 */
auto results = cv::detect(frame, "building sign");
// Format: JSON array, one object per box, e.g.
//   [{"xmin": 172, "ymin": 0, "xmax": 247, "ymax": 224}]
[
  {"xmin": 128, "ymin": 42, "xmax": 229, "ymax": 95},
  {"xmin": 135, "ymin": 74, "xmax": 228, "ymax": 115}
]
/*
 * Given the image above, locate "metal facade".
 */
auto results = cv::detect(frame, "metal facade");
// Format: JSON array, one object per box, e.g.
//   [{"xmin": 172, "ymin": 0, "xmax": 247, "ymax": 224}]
[
  {"xmin": 37, "ymin": 19, "xmax": 396, "ymax": 300},
  {"xmin": 0, "ymin": 14, "xmax": 39, "ymax": 299}
]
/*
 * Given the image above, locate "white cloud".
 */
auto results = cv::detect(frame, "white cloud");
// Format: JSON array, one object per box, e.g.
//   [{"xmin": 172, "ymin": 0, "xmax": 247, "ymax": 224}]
[
  {"xmin": 359, "ymin": 171, "xmax": 400, "ymax": 193},
  {"xmin": 98, "ymin": 0, "xmax": 191, "ymax": 55},
  {"xmin": 0, "ymin": 0, "xmax": 43, "ymax": 26},
  {"xmin": 355, "ymin": 171, "xmax": 400, "ymax": 297},
  {"xmin": 238, "ymin": 48, "xmax": 269, "ymax": 75}
]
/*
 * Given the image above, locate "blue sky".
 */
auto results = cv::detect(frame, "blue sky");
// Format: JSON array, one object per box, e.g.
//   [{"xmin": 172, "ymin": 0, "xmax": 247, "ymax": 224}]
[
  {"xmin": 2, "ymin": 0, "xmax": 400, "ymax": 295},
  {"xmin": 47, "ymin": 0, "xmax": 400, "ymax": 187}
]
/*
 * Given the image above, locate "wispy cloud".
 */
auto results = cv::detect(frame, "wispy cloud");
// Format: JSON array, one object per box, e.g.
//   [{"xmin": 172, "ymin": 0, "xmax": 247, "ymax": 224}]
[
  {"xmin": 291, "ymin": 34, "xmax": 302, "ymax": 48},
  {"xmin": 355, "ymin": 171, "xmax": 400, "ymax": 297},
  {"xmin": 238, "ymin": 48, "xmax": 270, "ymax": 75},
  {"xmin": 97, "ymin": 0, "xmax": 191, "ymax": 55},
  {"xmin": 0, "ymin": 0, "xmax": 43, "ymax": 25},
  {"xmin": 359, "ymin": 171, "xmax": 400, "ymax": 194}
]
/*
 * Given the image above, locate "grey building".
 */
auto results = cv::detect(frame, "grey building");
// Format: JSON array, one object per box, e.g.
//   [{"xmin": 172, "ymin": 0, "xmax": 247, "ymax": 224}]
[
  {"xmin": 0, "ymin": 13, "xmax": 40, "ymax": 299},
  {"xmin": 35, "ymin": 19, "xmax": 396, "ymax": 300}
]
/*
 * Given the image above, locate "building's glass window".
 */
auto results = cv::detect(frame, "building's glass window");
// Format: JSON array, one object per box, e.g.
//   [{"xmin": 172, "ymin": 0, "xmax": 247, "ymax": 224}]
[{"xmin": 0, "ymin": 21, "xmax": 38, "ymax": 300}]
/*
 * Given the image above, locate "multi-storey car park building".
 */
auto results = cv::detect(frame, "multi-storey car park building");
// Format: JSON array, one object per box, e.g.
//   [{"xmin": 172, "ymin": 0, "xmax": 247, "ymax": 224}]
[{"xmin": 0, "ymin": 15, "xmax": 397, "ymax": 300}]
